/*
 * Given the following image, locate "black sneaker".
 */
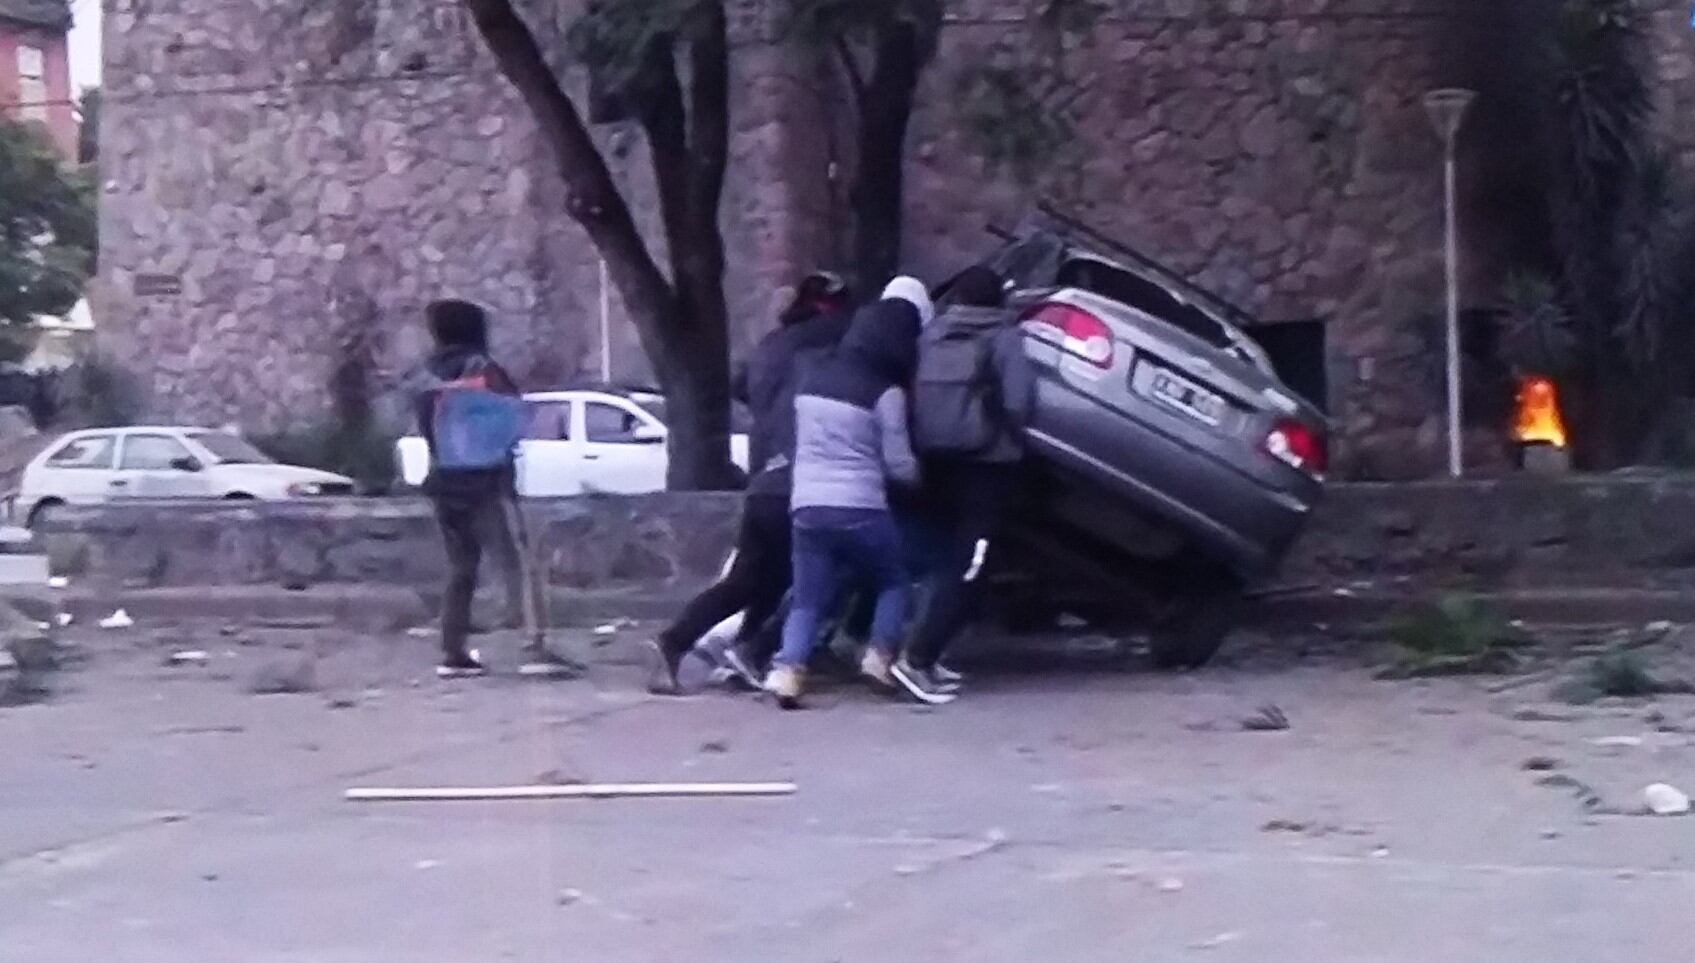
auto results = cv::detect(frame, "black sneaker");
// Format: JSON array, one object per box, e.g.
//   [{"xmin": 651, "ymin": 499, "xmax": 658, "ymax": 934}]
[
  {"xmin": 643, "ymin": 639, "xmax": 684, "ymax": 696},
  {"xmin": 932, "ymin": 662, "xmax": 965, "ymax": 692},
  {"xmin": 436, "ymin": 650, "xmax": 487, "ymax": 679},
  {"xmin": 891, "ymin": 658, "xmax": 958, "ymax": 706}
]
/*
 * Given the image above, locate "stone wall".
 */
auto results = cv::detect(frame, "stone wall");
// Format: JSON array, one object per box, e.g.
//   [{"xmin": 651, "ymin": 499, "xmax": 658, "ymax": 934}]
[
  {"xmin": 97, "ymin": 0, "xmax": 819, "ymax": 431},
  {"xmin": 903, "ymin": 0, "xmax": 1455, "ymax": 478},
  {"xmin": 43, "ymin": 479, "xmax": 1695, "ymax": 599},
  {"xmin": 99, "ymin": 0, "xmax": 1695, "ymax": 475},
  {"xmin": 44, "ymin": 494, "xmax": 743, "ymax": 596}
]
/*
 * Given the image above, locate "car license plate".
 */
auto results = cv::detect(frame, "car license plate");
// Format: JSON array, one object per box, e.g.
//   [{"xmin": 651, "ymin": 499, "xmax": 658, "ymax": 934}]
[{"xmin": 1147, "ymin": 367, "xmax": 1226, "ymax": 426}]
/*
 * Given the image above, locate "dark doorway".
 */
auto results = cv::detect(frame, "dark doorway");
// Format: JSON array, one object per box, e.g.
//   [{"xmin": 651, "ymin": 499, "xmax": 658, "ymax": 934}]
[{"xmin": 1249, "ymin": 320, "xmax": 1328, "ymax": 413}]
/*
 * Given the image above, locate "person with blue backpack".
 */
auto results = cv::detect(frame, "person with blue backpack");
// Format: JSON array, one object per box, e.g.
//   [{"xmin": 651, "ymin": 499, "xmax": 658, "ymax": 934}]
[{"xmin": 413, "ymin": 299, "xmax": 578, "ymax": 679}]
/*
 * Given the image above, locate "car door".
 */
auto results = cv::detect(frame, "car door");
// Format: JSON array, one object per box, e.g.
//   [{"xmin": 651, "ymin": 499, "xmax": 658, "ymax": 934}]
[
  {"xmin": 579, "ymin": 397, "xmax": 668, "ymax": 494},
  {"xmin": 112, "ymin": 432, "xmax": 216, "ymax": 500},
  {"xmin": 31, "ymin": 432, "xmax": 120, "ymax": 507},
  {"xmin": 517, "ymin": 398, "xmax": 583, "ymax": 497}
]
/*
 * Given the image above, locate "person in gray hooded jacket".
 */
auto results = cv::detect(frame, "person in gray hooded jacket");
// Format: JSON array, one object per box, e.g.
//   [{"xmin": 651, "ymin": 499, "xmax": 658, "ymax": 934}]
[{"xmin": 764, "ymin": 277, "xmax": 930, "ymax": 708}]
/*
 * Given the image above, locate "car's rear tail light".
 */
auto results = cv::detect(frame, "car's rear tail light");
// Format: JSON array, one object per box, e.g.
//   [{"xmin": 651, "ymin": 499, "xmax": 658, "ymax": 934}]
[
  {"xmin": 1025, "ymin": 303, "xmax": 1115, "ymax": 369},
  {"xmin": 1265, "ymin": 420, "xmax": 1327, "ymax": 476}
]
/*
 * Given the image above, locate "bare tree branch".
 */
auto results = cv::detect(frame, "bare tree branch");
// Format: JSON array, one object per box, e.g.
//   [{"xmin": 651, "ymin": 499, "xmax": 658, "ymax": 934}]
[{"xmin": 461, "ymin": 0, "xmax": 678, "ymax": 335}]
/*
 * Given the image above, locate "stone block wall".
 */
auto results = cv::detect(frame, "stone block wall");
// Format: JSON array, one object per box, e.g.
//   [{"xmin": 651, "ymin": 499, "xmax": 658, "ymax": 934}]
[
  {"xmin": 902, "ymin": 0, "xmax": 1459, "ymax": 479},
  {"xmin": 98, "ymin": 0, "xmax": 822, "ymax": 431},
  {"xmin": 99, "ymin": 0, "xmax": 1695, "ymax": 476},
  {"xmin": 44, "ymin": 495, "xmax": 743, "ymax": 595},
  {"xmin": 41, "ymin": 480, "xmax": 1695, "ymax": 601}
]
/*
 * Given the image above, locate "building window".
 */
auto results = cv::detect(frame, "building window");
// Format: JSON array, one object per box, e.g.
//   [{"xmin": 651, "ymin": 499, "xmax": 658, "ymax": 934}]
[{"xmin": 17, "ymin": 45, "xmax": 48, "ymax": 122}]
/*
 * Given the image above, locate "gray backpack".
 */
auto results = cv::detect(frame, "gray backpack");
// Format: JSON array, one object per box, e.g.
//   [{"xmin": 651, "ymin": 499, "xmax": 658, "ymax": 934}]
[{"xmin": 912, "ymin": 316, "xmax": 1001, "ymax": 456}]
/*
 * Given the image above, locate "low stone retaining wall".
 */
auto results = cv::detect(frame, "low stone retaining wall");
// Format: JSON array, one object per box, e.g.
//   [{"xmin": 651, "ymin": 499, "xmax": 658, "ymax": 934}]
[
  {"xmin": 1283, "ymin": 476, "xmax": 1695, "ymax": 591},
  {"xmin": 37, "ymin": 476, "xmax": 1695, "ymax": 600},
  {"xmin": 42, "ymin": 496, "xmax": 742, "ymax": 598}
]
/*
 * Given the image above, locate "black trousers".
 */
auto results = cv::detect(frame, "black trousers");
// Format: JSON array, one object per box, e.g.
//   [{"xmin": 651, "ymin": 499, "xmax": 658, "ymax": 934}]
[
  {"xmin": 657, "ymin": 494, "xmax": 792, "ymax": 657},
  {"xmin": 434, "ymin": 492, "xmax": 545, "ymax": 661},
  {"xmin": 906, "ymin": 460, "xmax": 1020, "ymax": 670}
]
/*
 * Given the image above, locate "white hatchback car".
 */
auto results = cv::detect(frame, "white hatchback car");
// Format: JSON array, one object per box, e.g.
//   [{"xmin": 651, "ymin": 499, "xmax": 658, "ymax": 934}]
[
  {"xmin": 13, "ymin": 427, "xmax": 355, "ymax": 526},
  {"xmin": 396, "ymin": 389, "xmax": 750, "ymax": 497}
]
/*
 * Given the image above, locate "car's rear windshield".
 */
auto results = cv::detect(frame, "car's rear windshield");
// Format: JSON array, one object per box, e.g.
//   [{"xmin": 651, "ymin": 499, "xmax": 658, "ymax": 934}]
[
  {"xmin": 1057, "ymin": 257, "xmax": 1233, "ymax": 349},
  {"xmin": 189, "ymin": 432, "xmax": 274, "ymax": 465}
]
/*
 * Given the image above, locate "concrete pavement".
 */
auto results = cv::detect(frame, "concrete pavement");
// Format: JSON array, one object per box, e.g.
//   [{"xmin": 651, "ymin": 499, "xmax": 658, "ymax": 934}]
[{"xmin": 2, "ymin": 624, "xmax": 1692, "ymax": 961}]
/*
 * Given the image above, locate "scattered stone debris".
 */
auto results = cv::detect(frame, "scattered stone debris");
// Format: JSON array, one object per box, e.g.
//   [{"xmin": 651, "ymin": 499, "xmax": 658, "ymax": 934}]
[
  {"xmin": 1157, "ymin": 877, "xmax": 1185, "ymax": 893},
  {"xmin": 1511, "ymin": 706, "xmax": 1580, "ymax": 723},
  {"xmin": 245, "ymin": 657, "xmax": 316, "ymax": 695},
  {"xmin": 1589, "ymin": 735, "xmax": 1645, "ymax": 748},
  {"xmin": 98, "ymin": 609, "xmax": 135, "ymax": 630},
  {"xmin": 165, "ymin": 650, "xmax": 210, "ymax": 667},
  {"xmin": 1644, "ymin": 783, "xmax": 1691, "ymax": 817},
  {"xmin": 557, "ymin": 888, "xmax": 584, "ymax": 906},
  {"xmin": 1537, "ymin": 773, "xmax": 1608, "ymax": 813},
  {"xmin": 1189, "ymin": 932, "xmax": 1240, "ymax": 951},
  {"xmin": 6, "ymin": 634, "xmax": 61, "ymax": 672},
  {"xmin": 1261, "ymin": 818, "xmax": 1309, "ymax": 834},
  {"xmin": 1521, "ymin": 756, "xmax": 1562, "ymax": 772},
  {"xmin": 325, "ymin": 696, "xmax": 359, "ymax": 710},
  {"xmin": 1241, "ymin": 704, "xmax": 1290, "ymax": 732},
  {"xmin": 699, "ymin": 738, "xmax": 730, "ymax": 754},
  {"xmin": 534, "ymin": 769, "xmax": 585, "ymax": 786}
]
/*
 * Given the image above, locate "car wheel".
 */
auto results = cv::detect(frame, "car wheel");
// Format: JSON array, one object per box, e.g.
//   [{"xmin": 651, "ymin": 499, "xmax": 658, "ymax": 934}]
[
  {"xmin": 1147, "ymin": 583, "xmax": 1243, "ymax": 670},
  {"xmin": 27, "ymin": 499, "xmax": 64, "ymax": 530}
]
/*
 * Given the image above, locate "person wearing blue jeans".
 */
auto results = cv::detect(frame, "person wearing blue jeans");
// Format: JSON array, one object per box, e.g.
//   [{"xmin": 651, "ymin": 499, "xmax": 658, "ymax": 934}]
[
  {"xmin": 766, "ymin": 277, "xmax": 938, "ymax": 708},
  {"xmin": 775, "ymin": 507, "xmax": 911, "ymax": 676}
]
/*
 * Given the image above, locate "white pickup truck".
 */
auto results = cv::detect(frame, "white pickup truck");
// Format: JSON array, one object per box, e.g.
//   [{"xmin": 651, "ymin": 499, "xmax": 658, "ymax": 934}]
[{"xmin": 396, "ymin": 389, "xmax": 749, "ymax": 496}]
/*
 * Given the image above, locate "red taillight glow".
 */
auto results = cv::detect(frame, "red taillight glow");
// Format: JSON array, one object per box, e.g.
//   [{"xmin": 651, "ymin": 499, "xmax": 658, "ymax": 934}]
[
  {"xmin": 1024, "ymin": 303, "xmax": 1115, "ymax": 369},
  {"xmin": 1266, "ymin": 420, "xmax": 1327, "ymax": 476}
]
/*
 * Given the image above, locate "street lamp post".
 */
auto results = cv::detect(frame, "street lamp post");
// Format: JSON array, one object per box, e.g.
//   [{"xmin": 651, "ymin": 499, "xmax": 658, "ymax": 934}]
[{"xmin": 1423, "ymin": 88, "xmax": 1476, "ymax": 479}]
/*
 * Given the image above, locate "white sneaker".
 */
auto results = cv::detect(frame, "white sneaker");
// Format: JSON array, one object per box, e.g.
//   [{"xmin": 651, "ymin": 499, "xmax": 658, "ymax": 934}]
[
  {"xmin": 859, "ymin": 648, "xmax": 896, "ymax": 688},
  {"xmin": 764, "ymin": 665, "xmax": 804, "ymax": 710}
]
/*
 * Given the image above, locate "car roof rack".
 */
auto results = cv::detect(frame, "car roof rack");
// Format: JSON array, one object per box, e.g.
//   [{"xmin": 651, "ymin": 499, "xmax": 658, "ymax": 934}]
[{"xmin": 1029, "ymin": 202, "xmax": 1261, "ymax": 331}]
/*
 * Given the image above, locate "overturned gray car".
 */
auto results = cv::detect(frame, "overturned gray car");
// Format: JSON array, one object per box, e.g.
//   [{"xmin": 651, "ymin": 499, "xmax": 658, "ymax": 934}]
[{"xmin": 961, "ymin": 214, "xmax": 1329, "ymax": 668}]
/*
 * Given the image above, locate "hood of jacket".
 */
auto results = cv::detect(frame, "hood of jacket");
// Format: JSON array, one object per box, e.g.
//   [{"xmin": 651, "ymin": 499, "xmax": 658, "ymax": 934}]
[
  {"xmin": 802, "ymin": 297, "xmax": 922, "ymax": 411},
  {"xmin": 880, "ymin": 276, "xmax": 935, "ymax": 326}
]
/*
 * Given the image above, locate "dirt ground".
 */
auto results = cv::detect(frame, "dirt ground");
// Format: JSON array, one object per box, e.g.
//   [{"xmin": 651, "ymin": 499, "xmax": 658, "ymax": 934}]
[{"xmin": 2, "ymin": 619, "xmax": 1692, "ymax": 961}]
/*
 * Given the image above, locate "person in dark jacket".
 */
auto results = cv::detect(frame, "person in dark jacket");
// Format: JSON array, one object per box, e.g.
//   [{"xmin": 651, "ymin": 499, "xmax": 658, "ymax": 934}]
[
  {"xmin": 645, "ymin": 273, "xmax": 853, "ymax": 694},
  {"xmin": 892, "ymin": 266, "xmax": 1035, "ymax": 703},
  {"xmin": 413, "ymin": 299, "xmax": 576, "ymax": 679},
  {"xmin": 764, "ymin": 277, "xmax": 930, "ymax": 708}
]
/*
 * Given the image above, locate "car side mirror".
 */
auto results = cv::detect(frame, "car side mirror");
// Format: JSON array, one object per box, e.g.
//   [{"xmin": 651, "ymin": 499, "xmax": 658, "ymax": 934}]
[
  {"xmin": 630, "ymin": 423, "xmax": 667, "ymax": 444},
  {"xmin": 170, "ymin": 456, "xmax": 203, "ymax": 473}
]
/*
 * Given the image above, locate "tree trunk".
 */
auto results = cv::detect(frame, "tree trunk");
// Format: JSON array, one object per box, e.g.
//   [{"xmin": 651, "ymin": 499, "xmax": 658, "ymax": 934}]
[
  {"xmin": 848, "ymin": 20, "xmax": 928, "ymax": 294},
  {"xmin": 462, "ymin": 0, "xmax": 736, "ymax": 490}
]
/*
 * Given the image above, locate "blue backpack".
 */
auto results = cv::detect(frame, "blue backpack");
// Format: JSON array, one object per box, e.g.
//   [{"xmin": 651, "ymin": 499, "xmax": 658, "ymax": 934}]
[{"xmin": 430, "ymin": 357, "xmax": 527, "ymax": 471}]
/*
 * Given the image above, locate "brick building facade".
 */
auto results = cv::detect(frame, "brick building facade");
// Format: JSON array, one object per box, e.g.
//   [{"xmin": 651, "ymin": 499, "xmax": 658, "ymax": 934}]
[{"xmin": 0, "ymin": 0, "xmax": 77, "ymax": 158}]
